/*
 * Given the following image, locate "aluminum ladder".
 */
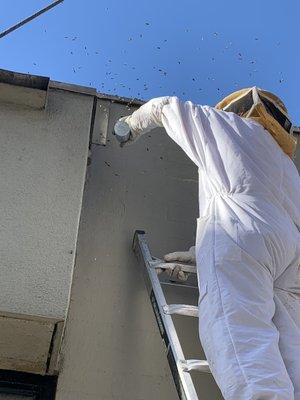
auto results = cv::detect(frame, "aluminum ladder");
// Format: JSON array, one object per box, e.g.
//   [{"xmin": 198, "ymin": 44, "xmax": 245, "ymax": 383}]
[{"xmin": 133, "ymin": 230, "xmax": 210, "ymax": 400}]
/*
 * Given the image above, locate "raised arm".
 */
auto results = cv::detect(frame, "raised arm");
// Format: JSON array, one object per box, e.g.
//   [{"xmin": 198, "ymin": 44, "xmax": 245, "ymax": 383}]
[
  {"xmin": 121, "ymin": 96, "xmax": 211, "ymax": 169},
  {"xmin": 122, "ymin": 96, "xmax": 172, "ymax": 141}
]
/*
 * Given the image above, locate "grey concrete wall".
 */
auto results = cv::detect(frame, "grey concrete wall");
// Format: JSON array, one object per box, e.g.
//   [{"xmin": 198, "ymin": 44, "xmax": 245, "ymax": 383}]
[
  {"xmin": 0, "ymin": 89, "xmax": 92, "ymax": 319},
  {"xmin": 56, "ymin": 102, "xmax": 222, "ymax": 399}
]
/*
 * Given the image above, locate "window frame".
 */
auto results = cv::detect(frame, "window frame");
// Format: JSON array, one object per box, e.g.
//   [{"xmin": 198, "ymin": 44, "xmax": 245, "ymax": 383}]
[{"xmin": 0, "ymin": 370, "xmax": 57, "ymax": 399}]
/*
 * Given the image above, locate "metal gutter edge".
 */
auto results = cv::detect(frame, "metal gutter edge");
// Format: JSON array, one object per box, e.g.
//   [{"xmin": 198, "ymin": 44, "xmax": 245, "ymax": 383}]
[
  {"xmin": 50, "ymin": 81, "xmax": 145, "ymax": 106},
  {"xmin": 0, "ymin": 68, "xmax": 145, "ymax": 107},
  {"xmin": 49, "ymin": 80, "xmax": 97, "ymax": 97},
  {"xmin": 97, "ymin": 92, "xmax": 145, "ymax": 107},
  {"xmin": 0, "ymin": 69, "xmax": 49, "ymax": 90}
]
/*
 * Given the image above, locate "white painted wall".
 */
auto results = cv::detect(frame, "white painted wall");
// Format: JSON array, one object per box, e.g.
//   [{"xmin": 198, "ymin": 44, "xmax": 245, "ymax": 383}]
[{"xmin": 0, "ymin": 88, "xmax": 92, "ymax": 319}]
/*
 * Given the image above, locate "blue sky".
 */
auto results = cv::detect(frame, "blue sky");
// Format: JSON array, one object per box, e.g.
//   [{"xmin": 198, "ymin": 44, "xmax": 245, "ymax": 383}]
[{"xmin": 1, "ymin": 0, "xmax": 299, "ymax": 121}]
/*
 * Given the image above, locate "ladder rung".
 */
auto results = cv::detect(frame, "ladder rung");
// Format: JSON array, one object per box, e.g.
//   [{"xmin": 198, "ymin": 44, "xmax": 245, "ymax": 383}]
[
  {"xmin": 163, "ymin": 304, "xmax": 198, "ymax": 317},
  {"xmin": 180, "ymin": 359, "xmax": 211, "ymax": 373},
  {"xmin": 161, "ymin": 281, "xmax": 198, "ymax": 289}
]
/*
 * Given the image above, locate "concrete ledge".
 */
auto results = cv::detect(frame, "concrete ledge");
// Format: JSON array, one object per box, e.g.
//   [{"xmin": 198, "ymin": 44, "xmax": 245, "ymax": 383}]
[
  {"xmin": 0, "ymin": 311, "xmax": 64, "ymax": 375},
  {"xmin": 0, "ymin": 69, "xmax": 49, "ymax": 109},
  {"xmin": 0, "ymin": 82, "xmax": 48, "ymax": 109}
]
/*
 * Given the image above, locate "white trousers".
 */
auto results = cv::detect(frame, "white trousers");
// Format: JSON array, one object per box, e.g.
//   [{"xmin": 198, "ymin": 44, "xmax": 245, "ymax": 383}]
[{"xmin": 197, "ymin": 216, "xmax": 300, "ymax": 400}]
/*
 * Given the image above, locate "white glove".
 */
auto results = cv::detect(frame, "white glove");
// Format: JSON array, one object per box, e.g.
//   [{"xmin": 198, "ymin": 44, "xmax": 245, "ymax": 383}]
[
  {"xmin": 118, "ymin": 97, "xmax": 170, "ymax": 146},
  {"xmin": 162, "ymin": 246, "xmax": 196, "ymax": 282},
  {"xmin": 164, "ymin": 246, "xmax": 196, "ymax": 264}
]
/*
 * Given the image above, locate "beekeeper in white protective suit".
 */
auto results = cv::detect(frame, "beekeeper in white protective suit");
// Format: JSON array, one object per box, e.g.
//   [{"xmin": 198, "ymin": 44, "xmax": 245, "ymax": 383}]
[{"xmin": 117, "ymin": 87, "xmax": 300, "ymax": 400}]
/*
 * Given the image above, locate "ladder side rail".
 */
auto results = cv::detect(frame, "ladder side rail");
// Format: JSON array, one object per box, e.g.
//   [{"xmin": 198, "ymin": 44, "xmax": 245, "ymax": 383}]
[{"xmin": 133, "ymin": 231, "xmax": 199, "ymax": 400}]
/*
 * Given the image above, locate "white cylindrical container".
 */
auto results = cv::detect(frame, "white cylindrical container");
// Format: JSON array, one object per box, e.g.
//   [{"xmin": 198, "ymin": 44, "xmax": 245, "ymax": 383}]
[{"xmin": 114, "ymin": 120, "xmax": 131, "ymax": 143}]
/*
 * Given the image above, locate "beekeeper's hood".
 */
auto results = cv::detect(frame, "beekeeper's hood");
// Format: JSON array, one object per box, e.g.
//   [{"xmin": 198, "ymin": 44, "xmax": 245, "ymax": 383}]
[{"xmin": 216, "ymin": 87, "xmax": 298, "ymax": 158}]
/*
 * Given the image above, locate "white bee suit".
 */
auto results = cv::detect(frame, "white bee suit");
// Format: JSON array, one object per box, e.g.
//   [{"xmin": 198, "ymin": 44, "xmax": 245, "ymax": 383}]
[{"xmin": 124, "ymin": 97, "xmax": 300, "ymax": 400}]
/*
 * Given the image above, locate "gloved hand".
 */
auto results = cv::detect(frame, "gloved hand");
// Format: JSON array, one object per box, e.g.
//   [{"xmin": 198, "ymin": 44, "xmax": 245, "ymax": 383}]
[
  {"xmin": 164, "ymin": 246, "xmax": 196, "ymax": 264},
  {"xmin": 117, "ymin": 97, "xmax": 170, "ymax": 146},
  {"xmin": 162, "ymin": 246, "xmax": 196, "ymax": 282}
]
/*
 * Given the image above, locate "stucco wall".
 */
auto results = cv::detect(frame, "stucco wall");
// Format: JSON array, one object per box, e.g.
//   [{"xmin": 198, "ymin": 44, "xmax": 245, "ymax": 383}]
[
  {"xmin": 56, "ymin": 102, "xmax": 223, "ymax": 399},
  {"xmin": 0, "ymin": 89, "xmax": 92, "ymax": 319}
]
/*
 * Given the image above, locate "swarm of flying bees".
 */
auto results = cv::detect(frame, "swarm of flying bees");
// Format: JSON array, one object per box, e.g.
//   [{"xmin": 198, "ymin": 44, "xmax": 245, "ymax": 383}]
[{"xmin": 35, "ymin": 5, "xmax": 284, "ymax": 103}]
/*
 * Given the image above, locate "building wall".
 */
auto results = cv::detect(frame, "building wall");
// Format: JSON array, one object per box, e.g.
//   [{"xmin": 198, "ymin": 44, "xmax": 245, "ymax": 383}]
[
  {"xmin": 0, "ymin": 88, "xmax": 92, "ymax": 319},
  {"xmin": 1, "ymin": 80, "xmax": 298, "ymax": 399},
  {"xmin": 55, "ymin": 101, "xmax": 223, "ymax": 399}
]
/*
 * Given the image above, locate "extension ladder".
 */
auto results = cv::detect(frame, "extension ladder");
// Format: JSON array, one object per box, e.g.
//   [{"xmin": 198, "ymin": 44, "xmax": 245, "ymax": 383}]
[{"xmin": 132, "ymin": 230, "xmax": 211, "ymax": 400}]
